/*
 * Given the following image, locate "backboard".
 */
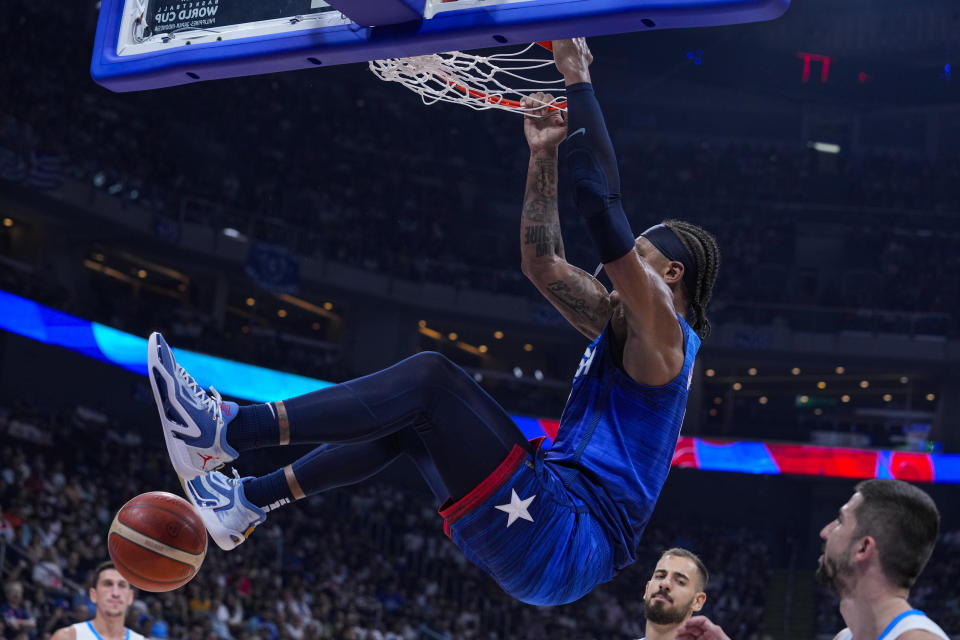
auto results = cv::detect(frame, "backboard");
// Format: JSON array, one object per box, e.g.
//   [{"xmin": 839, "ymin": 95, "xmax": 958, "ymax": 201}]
[{"xmin": 91, "ymin": 0, "xmax": 791, "ymax": 92}]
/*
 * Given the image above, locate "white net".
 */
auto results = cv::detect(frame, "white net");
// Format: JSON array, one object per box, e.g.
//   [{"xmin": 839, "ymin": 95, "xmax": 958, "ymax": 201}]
[{"xmin": 368, "ymin": 43, "xmax": 566, "ymax": 113}]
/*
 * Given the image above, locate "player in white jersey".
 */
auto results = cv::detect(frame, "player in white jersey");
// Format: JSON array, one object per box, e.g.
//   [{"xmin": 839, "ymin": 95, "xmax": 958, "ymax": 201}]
[
  {"xmin": 671, "ymin": 479, "xmax": 947, "ymax": 640},
  {"xmin": 633, "ymin": 548, "xmax": 708, "ymax": 640},
  {"xmin": 817, "ymin": 479, "xmax": 946, "ymax": 640},
  {"xmin": 50, "ymin": 562, "xmax": 145, "ymax": 640}
]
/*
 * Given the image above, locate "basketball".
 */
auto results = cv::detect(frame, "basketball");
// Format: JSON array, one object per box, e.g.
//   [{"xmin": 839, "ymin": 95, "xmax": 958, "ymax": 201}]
[{"xmin": 108, "ymin": 491, "xmax": 207, "ymax": 592}]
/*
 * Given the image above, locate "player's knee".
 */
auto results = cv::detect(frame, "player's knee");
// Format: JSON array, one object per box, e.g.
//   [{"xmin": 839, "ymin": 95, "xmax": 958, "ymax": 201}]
[
  {"xmin": 409, "ymin": 352, "xmax": 479, "ymax": 404},
  {"xmin": 407, "ymin": 351, "xmax": 461, "ymax": 384}
]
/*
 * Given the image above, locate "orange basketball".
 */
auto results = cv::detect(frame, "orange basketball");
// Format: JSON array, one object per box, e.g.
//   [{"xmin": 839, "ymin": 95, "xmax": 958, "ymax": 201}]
[{"xmin": 108, "ymin": 491, "xmax": 207, "ymax": 592}]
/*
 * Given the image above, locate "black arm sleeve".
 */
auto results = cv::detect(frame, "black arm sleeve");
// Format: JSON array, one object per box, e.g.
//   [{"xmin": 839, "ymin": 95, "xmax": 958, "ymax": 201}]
[{"xmin": 564, "ymin": 82, "xmax": 635, "ymax": 264}]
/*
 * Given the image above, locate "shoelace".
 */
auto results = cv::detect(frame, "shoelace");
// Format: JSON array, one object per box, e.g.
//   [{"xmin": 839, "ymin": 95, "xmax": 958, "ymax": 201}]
[{"xmin": 175, "ymin": 364, "xmax": 224, "ymax": 425}]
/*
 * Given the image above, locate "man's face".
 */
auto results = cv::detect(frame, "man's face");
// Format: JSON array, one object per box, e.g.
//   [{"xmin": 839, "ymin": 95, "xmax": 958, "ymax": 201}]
[
  {"xmin": 89, "ymin": 569, "xmax": 133, "ymax": 618},
  {"xmin": 643, "ymin": 555, "xmax": 705, "ymax": 626},
  {"xmin": 816, "ymin": 492, "xmax": 863, "ymax": 595}
]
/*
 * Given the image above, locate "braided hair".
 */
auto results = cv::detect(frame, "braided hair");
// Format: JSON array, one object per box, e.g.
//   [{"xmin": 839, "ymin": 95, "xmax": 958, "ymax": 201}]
[{"xmin": 662, "ymin": 219, "xmax": 720, "ymax": 339}]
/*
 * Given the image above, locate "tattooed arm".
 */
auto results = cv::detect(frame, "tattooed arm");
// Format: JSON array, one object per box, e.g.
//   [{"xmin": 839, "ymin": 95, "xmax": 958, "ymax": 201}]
[{"xmin": 520, "ymin": 93, "xmax": 612, "ymax": 340}]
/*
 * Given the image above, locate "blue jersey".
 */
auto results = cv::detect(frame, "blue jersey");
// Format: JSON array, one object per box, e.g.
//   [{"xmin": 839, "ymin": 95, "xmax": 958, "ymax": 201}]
[
  {"xmin": 546, "ymin": 316, "xmax": 700, "ymax": 569},
  {"xmin": 441, "ymin": 316, "xmax": 699, "ymax": 605}
]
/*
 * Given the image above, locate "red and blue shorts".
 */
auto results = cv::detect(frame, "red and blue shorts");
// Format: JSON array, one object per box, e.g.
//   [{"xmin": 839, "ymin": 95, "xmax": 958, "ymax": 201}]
[{"xmin": 439, "ymin": 438, "xmax": 615, "ymax": 606}]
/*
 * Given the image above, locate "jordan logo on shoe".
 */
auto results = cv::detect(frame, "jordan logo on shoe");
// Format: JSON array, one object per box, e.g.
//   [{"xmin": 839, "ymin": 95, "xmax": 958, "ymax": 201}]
[{"xmin": 197, "ymin": 453, "xmax": 217, "ymax": 470}]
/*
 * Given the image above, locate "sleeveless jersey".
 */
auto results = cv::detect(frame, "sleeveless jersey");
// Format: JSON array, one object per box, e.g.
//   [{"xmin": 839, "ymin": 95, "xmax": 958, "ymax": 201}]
[
  {"xmin": 71, "ymin": 621, "xmax": 145, "ymax": 640},
  {"xmin": 835, "ymin": 610, "xmax": 949, "ymax": 640},
  {"xmin": 545, "ymin": 316, "xmax": 700, "ymax": 569}
]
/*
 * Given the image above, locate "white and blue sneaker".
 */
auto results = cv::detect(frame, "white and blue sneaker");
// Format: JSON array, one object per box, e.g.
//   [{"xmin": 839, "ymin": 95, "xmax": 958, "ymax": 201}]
[
  {"xmin": 148, "ymin": 332, "xmax": 240, "ymax": 481},
  {"xmin": 182, "ymin": 470, "xmax": 266, "ymax": 550}
]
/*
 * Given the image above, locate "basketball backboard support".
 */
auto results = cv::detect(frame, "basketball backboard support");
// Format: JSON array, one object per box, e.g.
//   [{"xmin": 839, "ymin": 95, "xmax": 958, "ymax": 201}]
[{"xmin": 91, "ymin": 0, "xmax": 791, "ymax": 92}]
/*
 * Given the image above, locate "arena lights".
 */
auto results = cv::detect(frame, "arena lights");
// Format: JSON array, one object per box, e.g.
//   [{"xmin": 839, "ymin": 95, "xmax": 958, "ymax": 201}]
[
  {"xmin": 841, "ymin": 395, "xmax": 851, "ymax": 403},
  {"xmin": 758, "ymin": 396, "xmax": 768, "ymax": 405},
  {"xmin": 534, "ymin": 370, "xmax": 544, "ymax": 381},
  {"xmin": 478, "ymin": 345, "xmax": 488, "ymax": 354},
  {"xmin": 791, "ymin": 367, "xmax": 801, "ymax": 375},
  {"xmin": 418, "ymin": 320, "xmax": 426, "ymax": 328},
  {"xmin": 137, "ymin": 269, "xmax": 147, "ymax": 279},
  {"xmin": 900, "ymin": 376, "xmax": 910, "ymax": 384},
  {"xmin": 493, "ymin": 331, "xmax": 504, "ymax": 340},
  {"xmin": 713, "ymin": 397, "xmax": 723, "ymax": 405},
  {"xmin": 883, "ymin": 394, "xmax": 892, "ymax": 402},
  {"xmin": 311, "ymin": 322, "xmax": 320, "ymax": 331},
  {"xmin": 419, "ymin": 325, "xmax": 442, "ymax": 340},
  {"xmin": 323, "ymin": 302, "xmax": 333, "ymax": 310},
  {"xmin": 93, "ymin": 253, "xmax": 105, "ymax": 262},
  {"xmin": 2, "ymin": 217, "xmax": 12, "ymax": 228},
  {"xmin": 814, "ymin": 408, "xmax": 823, "ymax": 416},
  {"xmin": 277, "ymin": 309, "xmax": 287, "ymax": 318},
  {"xmin": 860, "ymin": 380, "xmax": 870, "ymax": 389},
  {"xmin": 927, "ymin": 393, "xmax": 936, "ymax": 402},
  {"xmin": 513, "ymin": 367, "xmax": 523, "ymax": 378},
  {"xmin": 732, "ymin": 382, "xmax": 743, "ymax": 391},
  {"xmin": 705, "ymin": 368, "xmax": 716, "ymax": 377},
  {"xmin": 808, "ymin": 141, "xmax": 841, "ymax": 154},
  {"xmin": 835, "ymin": 366, "xmax": 845, "ymax": 374},
  {"xmin": 222, "ymin": 227, "xmax": 246, "ymax": 240},
  {"xmin": 448, "ymin": 332, "xmax": 458, "ymax": 341},
  {"xmin": 816, "ymin": 381, "xmax": 826, "ymax": 389},
  {"xmin": 523, "ymin": 344, "xmax": 534, "ymax": 352},
  {"xmin": 747, "ymin": 367, "xmax": 757, "ymax": 376},
  {"xmin": 245, "ymin": 297, "xmax": 255, "ymax": 307}
]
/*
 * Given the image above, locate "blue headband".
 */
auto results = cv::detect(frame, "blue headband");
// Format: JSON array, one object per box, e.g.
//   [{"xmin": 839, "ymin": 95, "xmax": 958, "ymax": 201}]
[{"xmin": 641, "ymin": 224, "xmax": 698, "ymax": 295}]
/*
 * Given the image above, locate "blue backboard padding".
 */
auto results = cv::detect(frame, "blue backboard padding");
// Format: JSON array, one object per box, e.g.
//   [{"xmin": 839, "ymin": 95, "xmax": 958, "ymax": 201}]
[
  {"xmin": 92, "ymin": 0, "xmax": 790, "ymax": 91},
  {"xmin": 694, "ymin": 440, "xmax": 781, "ymax": 474},
  {"xmin": 325, "ymin": 0, "xmax": 427, "ymax": 27}
]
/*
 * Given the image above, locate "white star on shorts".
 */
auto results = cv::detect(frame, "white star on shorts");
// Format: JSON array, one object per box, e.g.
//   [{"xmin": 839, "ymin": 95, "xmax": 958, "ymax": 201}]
[{"xmin": 495, "ymin": 489, "xmax": 536, "ymax": 527}]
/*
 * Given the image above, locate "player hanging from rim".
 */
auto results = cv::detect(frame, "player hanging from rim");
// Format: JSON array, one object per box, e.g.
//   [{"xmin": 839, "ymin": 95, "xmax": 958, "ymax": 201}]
[
  {"xmin": 50, "ymin": 562, "xmax": 145, "ymax": 640},
  {"xmin": 146, "ymin": 38, "xmax": 720, "ymax": 606}
]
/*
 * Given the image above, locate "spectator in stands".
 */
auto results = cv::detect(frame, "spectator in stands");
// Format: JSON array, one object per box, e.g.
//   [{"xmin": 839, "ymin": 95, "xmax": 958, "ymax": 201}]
[{"xmin": 2, "ymin": 580, "xmax": 37, "ymax": 640}]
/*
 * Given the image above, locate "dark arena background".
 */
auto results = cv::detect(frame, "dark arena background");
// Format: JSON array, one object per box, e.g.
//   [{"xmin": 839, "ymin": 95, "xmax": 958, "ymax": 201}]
[{"xmin": 2, "ymin": 0, "xmax": 960, "ymax": 639}]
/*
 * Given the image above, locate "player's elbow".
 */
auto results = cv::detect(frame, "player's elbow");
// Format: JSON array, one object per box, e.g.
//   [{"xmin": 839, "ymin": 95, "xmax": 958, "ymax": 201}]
[{"xmin": 521, "ymin": 255, "xmax": 560, "ymax": 283}]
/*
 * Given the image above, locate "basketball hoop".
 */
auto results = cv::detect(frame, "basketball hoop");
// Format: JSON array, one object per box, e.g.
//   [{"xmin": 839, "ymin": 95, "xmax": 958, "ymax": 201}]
[{"xmin": 369, "ymin": 42, "xmax": 566, "ymax": 113}]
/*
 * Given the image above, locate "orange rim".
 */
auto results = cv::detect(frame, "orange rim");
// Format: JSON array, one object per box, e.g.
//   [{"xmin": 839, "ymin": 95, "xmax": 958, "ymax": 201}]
[{"xmin": 436, "ymin": 43, "xmax": 566, "ymax": 112}]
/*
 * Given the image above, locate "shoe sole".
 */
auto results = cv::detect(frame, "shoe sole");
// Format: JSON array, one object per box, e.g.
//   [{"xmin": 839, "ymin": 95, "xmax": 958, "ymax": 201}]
[{"xmin": 148, "ymin": 332, "xmax": 207, "ymax": 481}]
